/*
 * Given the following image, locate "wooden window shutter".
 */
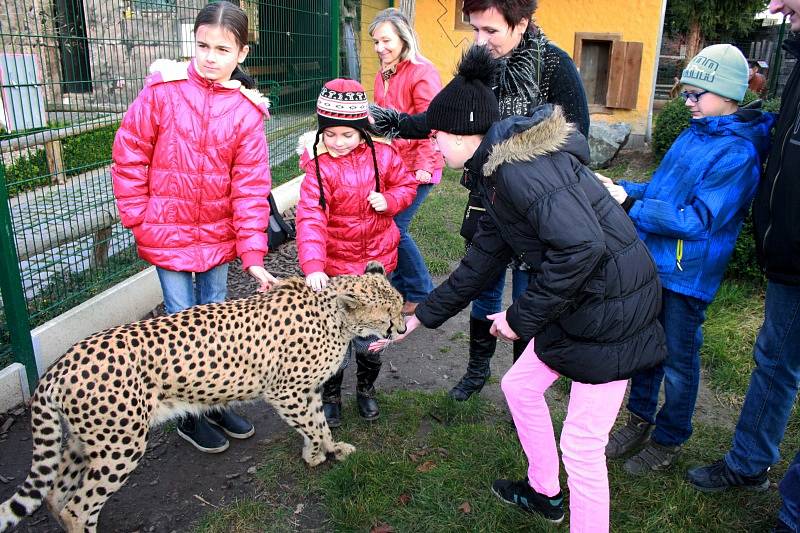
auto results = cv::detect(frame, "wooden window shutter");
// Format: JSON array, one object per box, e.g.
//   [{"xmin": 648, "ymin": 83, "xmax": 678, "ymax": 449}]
[{"xmin": 606, "ymin": 41, "xmax": 643, "ymax": 109}]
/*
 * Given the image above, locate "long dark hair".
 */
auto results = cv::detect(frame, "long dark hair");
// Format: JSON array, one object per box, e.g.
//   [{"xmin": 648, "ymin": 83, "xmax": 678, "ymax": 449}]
[{"xmin": 193, "ymin": 1, "xmax": 255, "ymax": 88}]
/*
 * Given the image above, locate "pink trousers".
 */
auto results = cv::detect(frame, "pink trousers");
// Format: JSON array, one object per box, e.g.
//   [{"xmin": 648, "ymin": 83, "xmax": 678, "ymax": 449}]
[{"xmin": 501, "ymin": 340, "xmax": 627, "ymax": 533}]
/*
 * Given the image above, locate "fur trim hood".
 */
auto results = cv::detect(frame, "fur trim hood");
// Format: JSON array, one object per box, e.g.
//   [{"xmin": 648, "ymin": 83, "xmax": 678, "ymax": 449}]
[{"xmin": 472, "ymin": 104, "xmax": 587, "ymax": 176}]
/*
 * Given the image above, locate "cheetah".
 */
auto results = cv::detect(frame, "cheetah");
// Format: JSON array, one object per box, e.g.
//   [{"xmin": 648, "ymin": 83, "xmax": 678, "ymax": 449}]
[{"xmin": 0, "ymin": 262, "xmax": 404, "ymax": 533}]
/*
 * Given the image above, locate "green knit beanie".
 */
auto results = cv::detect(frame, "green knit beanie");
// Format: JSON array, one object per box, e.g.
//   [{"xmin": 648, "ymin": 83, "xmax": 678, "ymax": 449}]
[{"xmin": 680, "ymin": 44, "xmax": 749, "ymax": 102}]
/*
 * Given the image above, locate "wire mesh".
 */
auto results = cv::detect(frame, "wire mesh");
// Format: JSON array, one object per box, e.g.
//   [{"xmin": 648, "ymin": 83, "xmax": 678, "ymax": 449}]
[{"xmin": 0, "ymin": 0, "xmax": 340, "ymax": 369}]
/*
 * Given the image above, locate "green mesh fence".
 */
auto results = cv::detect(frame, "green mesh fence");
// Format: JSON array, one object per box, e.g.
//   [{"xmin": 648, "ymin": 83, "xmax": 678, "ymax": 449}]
[{"xmin": 0, "ymin": 0, "xmax": 343, "ymax": 373}]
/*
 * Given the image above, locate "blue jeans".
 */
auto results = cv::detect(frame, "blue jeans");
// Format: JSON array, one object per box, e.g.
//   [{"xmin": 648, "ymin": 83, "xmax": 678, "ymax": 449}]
[
  {"xmin": 470, "ymin": 267, "xmax": 531, "ymax": 320},
  {"xmin": 392, "ymin": 183, "xmax": 434, "ymax": 303},
  {"xmin": 725, "ymin": 281, "xmax": 800, "ymax": 476},
  {"xmin": 779, "ymin": 451, "xmax": 800, "ymax": 531},
  {"xmin": 156, "ymin": 264, "xmax": 229, "ymax": 315},
  {"xmin": 627, "ymin": 289, "xmax": 709, "ymax": 447}
]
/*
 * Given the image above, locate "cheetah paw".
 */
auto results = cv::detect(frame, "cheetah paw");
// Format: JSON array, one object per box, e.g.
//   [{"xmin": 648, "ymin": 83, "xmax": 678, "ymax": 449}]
[
  {"xmin": 303, "ymin": 449, "xmax": 327, "ymax": 467},
  {"xmin": 333, "ymin": 441, "xmax": 356, "ymax": 460}
]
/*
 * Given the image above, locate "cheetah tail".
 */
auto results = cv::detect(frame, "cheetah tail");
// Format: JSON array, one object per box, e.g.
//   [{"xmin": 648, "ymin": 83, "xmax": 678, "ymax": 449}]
[{"xmin": 0, "ymin": 381, "xmax": 62, "ymax": 532}]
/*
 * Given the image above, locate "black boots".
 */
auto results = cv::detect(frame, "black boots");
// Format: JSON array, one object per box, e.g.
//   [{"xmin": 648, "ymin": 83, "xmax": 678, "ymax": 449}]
[
  {"xmin": 356, "ymin": 351, "xmax": 382, "ymax": 420},
  {"xmin": 321, "ymin": 346, "xmax": 382, "ymax": 426},
  {"xmin": 322, "ymin": 369, "xmax": 344, "ymax": 428},
  {"xmin": 449, "ymin": 317, "xmax": 495, "ymax": 401}
]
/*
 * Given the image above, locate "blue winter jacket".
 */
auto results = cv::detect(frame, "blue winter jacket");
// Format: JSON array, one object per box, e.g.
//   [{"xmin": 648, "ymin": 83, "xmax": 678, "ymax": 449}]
[{"xmin": 620, "ymin": 110, "xmax": 775, "ymax": 302}]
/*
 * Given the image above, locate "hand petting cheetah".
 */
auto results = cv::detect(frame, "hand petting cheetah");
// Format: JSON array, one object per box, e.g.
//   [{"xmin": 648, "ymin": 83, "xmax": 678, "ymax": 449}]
[{"xmin": 0, "ymin": 261, "xmax": 404, "ymax": 533}]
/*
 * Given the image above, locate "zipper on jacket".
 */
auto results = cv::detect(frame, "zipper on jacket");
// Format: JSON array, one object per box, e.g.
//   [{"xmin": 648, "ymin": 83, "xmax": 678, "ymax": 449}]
[
  {"xmin": 763, "ymin": 97, "xmax": 800, "ymax": 249},
  {"xmin": 675, "ymin": 239, "xmax": 683, "ymax": 272}
]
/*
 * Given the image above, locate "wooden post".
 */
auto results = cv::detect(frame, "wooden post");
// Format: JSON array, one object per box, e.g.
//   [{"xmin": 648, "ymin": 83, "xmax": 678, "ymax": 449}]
[
  {"xmin": 92, "ymin": 226, "xmax": 113, "ymax": 267},
  {"xmin": 44, "ymin": 139, "xmax": 66, "ymax": 185}
]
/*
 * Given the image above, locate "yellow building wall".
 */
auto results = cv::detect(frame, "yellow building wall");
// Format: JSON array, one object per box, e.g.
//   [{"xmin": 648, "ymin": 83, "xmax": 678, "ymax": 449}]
[
  {"xmin": 360, "ymin": 0, "xmax": 391, "ymax": 99},
  {"xmin": 412, "ymin": 0, "xmax": 666, "ymax": 137}
]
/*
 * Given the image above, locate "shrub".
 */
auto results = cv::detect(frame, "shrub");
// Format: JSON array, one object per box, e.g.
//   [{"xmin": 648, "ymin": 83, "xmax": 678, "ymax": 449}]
[
  {"xmin": 726, "ymin": 214, "xmax": 766, "ymax": 285},
  {"xmin": 62, "ymin": 123, "xmax": 119, "ymax": 175},
  {"xmin": 2, "ymin": 122, "xmax": 119, "ymax": 196},
  {"xmin": 652, "ymin": 96, "xmax": 692, "ymax": 159}
]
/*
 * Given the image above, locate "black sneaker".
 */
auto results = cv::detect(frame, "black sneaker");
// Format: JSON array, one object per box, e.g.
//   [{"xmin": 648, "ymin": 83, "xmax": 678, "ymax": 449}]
[
  {"xmin": 686, "ymin": 459, "xmax": 770, "ymax": 493},
  {"xmin": 177, "ymin": 415, "xmax": 229, "ymax": 453},
  {"xmin": 491, "ymin": 478, "xmax": 565, "ymax": 523},
  {"xmin": 205, "ymin": 408, "xmax": 255, "ymax": 439}
]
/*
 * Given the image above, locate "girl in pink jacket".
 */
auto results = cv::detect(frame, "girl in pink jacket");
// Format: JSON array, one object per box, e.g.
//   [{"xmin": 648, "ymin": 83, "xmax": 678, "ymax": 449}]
[
  {"xmin": 296, "ymin": 78, "xmax": 416, "ymax": 427},
  {"xmin": 111, "ymin": 2, "xmax": 276, "ymax": 454}
]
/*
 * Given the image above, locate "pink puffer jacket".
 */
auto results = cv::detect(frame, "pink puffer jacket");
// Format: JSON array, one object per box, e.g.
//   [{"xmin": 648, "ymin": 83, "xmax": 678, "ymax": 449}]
[
  {"xmin": 296, "ymin": 138, "xmax": 417, "ymax": 276},
  {"xmin": 112, "ymin": 60, "xmax": 271, "ymax": 272},
  {"xmin": 373, "ymin": 58, "xmax": 444, "ymax": 182}
]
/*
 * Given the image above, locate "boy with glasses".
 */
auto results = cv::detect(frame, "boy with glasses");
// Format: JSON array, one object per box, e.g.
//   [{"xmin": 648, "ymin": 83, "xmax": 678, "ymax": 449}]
[{"xmin": 597, "ymin": 44, "xmax": 775, "ymax": 475}]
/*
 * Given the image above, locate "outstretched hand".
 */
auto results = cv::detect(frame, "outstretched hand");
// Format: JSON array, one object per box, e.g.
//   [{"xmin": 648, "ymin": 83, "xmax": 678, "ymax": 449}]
[
  {"xmin": 247, "ymin": 266, "xmax": 278, "ymax": 292},
  {"xmin": 486, "ymin": 311, "xmax": 519, "ymax": 342},
  {"xmin": 368, "ymin": 314, "xmax": 420, "ymax": 352},
  {"xmin": 595, "ymin": 172, "xmax": 628, "ymax": 204}
]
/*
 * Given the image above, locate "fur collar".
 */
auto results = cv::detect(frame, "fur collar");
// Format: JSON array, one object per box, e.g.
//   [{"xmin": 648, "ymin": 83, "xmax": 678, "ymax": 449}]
[
  {"xmin": 147, "ymin": 59, "xmax": 270, "ymax": 116},
  {"xmin": 481, "ymin": 105, "xmax": 575, "ymax": 176}
]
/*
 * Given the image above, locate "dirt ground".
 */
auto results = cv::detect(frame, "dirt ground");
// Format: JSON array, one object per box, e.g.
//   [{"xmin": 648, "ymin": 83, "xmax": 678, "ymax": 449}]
[{"xmin": 0, "ymin": 179, "xmax": 739, "ymax": 531}]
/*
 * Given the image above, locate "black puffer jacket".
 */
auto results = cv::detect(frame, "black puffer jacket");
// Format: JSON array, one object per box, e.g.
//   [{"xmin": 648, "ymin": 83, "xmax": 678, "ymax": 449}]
[{"xmin": 416, "ymin": 105, "xmax": 667, "ymax": 384}]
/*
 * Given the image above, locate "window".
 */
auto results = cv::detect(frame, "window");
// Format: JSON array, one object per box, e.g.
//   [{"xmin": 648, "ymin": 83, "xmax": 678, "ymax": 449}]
[
  {"xmin": 574, "ymin": 32, "xmax": 643, "ymax": 110},
  {"xmin": 454, "ymin": 0, "xmax": 471, "ymax": 31}
]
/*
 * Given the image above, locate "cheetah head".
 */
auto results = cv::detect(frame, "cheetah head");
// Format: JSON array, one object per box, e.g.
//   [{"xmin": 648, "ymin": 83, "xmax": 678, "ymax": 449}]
[{"xmin": 336, "ymin": 262, "xmax": 405, "ymax": 339}]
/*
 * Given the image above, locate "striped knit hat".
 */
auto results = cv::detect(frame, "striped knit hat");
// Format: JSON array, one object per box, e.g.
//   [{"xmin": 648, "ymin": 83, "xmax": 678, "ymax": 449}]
[
  {"xmin": 316, "ymin": 78, "xmax": 370, "ymax": 131},
  {"xmin": 312, "ymin": 78, "xmax": 379, "ymax": 210}
]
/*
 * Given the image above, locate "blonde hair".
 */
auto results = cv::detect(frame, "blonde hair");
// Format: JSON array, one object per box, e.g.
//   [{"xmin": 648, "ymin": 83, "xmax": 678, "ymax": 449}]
[{"xmin": 368, "ymin": 8, "xmax": 427, "ymax": 64}]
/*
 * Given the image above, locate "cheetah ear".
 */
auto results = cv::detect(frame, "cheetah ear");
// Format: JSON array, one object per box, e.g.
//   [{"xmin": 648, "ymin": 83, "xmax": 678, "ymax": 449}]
[
  {"xmin": 364, "ymin": 261, "xmax": 386, "ymax": 276},
  {"xmin": 337, "ymin": 293, "xmax": 361, "ymax": 313}
]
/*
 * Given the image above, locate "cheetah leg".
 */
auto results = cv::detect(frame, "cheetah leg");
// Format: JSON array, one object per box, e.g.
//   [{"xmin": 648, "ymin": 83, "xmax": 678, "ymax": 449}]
[
  {"xmin": 305, "ymin": 390, "xmax": 355, "ymax": 461},
  {"xmin": 46, "ymin": 433, "xmax": 87, "ymax": 518},
  {"xmin": 266, "ymin": 393, "xmax": 332, "ymax": 467},
  {"xmin": 59, "ymin": 438, "xmax": 147, "ymax": 533}
]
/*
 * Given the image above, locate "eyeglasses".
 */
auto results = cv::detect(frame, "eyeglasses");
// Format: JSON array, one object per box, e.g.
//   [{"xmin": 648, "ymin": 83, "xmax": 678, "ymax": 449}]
[{"xmin": 681, "ymin": 90, "xmax": 709, "ymax": 103}]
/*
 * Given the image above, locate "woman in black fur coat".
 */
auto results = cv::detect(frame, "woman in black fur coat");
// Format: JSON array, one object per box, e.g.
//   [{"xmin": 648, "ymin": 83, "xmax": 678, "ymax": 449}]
[{"xmin": 370, "ymin": 0, "xmax": 590, "ymax": 403}]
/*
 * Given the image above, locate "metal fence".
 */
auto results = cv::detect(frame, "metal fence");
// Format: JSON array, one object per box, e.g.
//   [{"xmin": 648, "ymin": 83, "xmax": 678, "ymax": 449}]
[{"xmin": 0, "ymin": 0, "xmax": 351, "ymax": 387}]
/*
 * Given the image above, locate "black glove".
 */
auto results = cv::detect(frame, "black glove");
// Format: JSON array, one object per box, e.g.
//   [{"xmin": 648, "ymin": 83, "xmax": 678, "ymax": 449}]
[
  {"xmin": 369, "ymin": 103, "xmax": 402, "ymax": 138},
  {"xmin": 369, "ymin": 104, "xmax": 431, "ymax": 140}
]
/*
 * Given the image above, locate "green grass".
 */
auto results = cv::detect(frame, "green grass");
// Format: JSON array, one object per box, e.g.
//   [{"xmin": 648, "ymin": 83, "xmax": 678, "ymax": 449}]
[
  {"xmin": 408, "ymin": 168, "xmax": 468, "ymax": 275},
  {"xmin": 701, "ymin": 280, "xmax": 766, "ymax": 401},
  {"xmin": 271, "ymin": 154, "xmax": 302, "ymax": 187},
  {"xmin": 198, "ymin": 389, "xmax": 796, "ymax": 532}
]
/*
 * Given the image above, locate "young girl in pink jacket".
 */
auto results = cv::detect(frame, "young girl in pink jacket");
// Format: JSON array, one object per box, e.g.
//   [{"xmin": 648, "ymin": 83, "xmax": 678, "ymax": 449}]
[
  {"xmin": 111, "ymin": 2, "xmax": 276, "ymax": 454},
  {"xmin": 296, "ymin": 78, "xmax": 417, "ymax": 427}
]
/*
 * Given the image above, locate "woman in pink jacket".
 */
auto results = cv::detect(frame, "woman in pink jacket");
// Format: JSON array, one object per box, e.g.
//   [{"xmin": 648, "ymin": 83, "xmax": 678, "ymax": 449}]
[
  {"xmin": 296, "ymin": 78, "xmax": 417, "ymax": 427},
  {"xmin": 111, "ymin": 2, "xmax": 276, "ymax": 454},
  {"xmin": 370, "ymin": 8, "xmax": 444, "ymax": 316}
]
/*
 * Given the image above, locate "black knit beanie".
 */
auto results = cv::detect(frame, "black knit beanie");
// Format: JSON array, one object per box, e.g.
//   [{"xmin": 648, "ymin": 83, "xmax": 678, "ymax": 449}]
[{"xmin": 426, "ymin": 45, "xmax": 500, "ymax": 135}]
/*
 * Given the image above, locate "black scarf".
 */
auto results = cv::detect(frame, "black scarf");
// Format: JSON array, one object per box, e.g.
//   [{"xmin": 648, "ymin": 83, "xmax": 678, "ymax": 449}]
[{"xmin": 494, "ymin": 29, "xmax": 549, "ymax": 119}]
